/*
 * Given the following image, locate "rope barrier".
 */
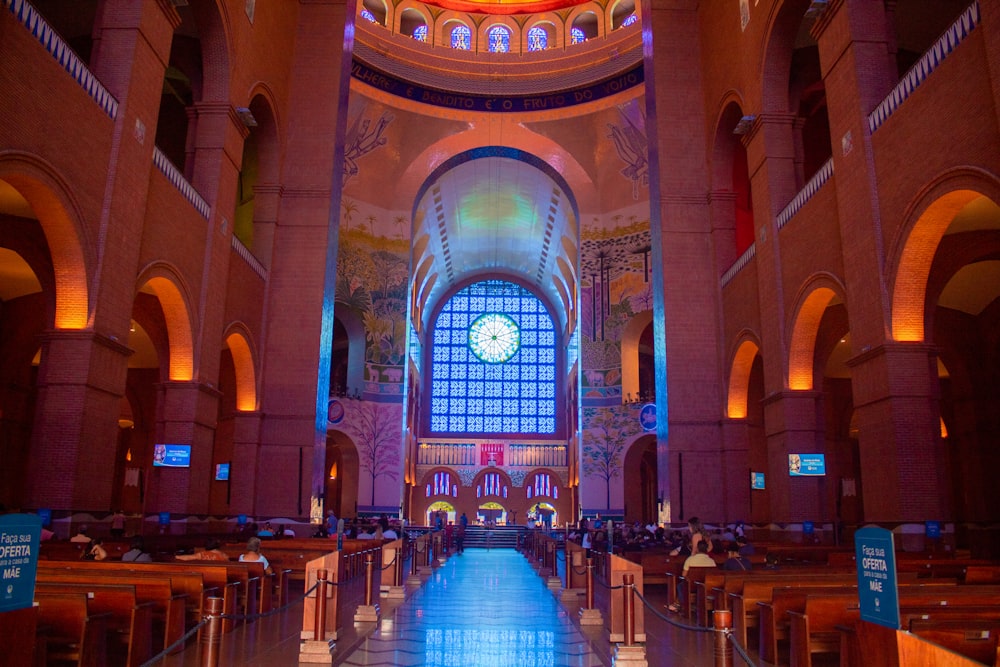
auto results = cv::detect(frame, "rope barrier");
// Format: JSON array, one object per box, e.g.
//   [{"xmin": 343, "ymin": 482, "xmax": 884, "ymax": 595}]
[
  {"xmin": 632, "ymin": 590, "xmax": 757, "ymax": 665},
  {"xmin": 138, "ymin": 617, "xmax": 208, "ymax": 666},
  {"xmin": 219, "ymin": 579, "xmax": 322, "ymax": 623},
  {"xmin": 379, "ymin": 554, "xmax": 397, "ymax": 571}
]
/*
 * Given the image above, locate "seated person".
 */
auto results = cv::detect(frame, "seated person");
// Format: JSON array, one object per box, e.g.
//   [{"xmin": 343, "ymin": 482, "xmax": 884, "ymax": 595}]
[
  {"xmin": 736, "ymin": 535, "xmax": 755, "ymax": 556},
  {"xmin": 722, "ymin": 542, "xmax": 752, "ymax": 571},
  {"xmin": 667, "ymin": 540, "xmax": 715, "ymax": 613},
  {"xmin": 82, "ymin": 538, "xmax": 108, "ymax": 561},
  {"xmin": 763, "ymin": 552, "xmax": 781, "ymax": 570},
  {"xmin": 122, "ymin": 536, "xmax": 153, "ymax": 562},
  {"xmin": 256, "ymin": 522, "xmax": 275, "ymax": 538},
  {"xmin": 177, "ymin": 539, "xmax": 229, "ymax": 561},
  {"xmin": 70, "ymin": 525, "xmax": 92, "ymax": 543},
  {"xmin": 239, "ymin": 537, "xmax": 272, "ymax": 574}
]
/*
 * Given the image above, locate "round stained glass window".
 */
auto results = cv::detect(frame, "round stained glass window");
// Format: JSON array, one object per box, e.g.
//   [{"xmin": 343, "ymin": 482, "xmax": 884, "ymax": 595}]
[{"xmin": 469, "ymin": 313, "xmax": 521, "ymax": 363}]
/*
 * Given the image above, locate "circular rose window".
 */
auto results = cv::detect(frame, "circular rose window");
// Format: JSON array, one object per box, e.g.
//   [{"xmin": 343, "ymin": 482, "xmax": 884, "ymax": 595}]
[{"xmin": 468, "ymin": 313, "xmax": 520, "ymax": 363}]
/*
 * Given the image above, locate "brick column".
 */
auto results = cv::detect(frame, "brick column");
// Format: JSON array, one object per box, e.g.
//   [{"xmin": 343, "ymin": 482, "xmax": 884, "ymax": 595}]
[
  {"xmin": 26, "ymin": 331, "xmax": 131, "ymax": 510},
  {"xmin": 847, "ymin": 343, "xmax": 945, "ymax": 520},
  {"xmin": 256, "ymin": 0, "xmax": 352, "ymax": 518},
  {"xmin": 812, "ymin": 1, "xmax": 948, "ymax": 521},
  {"xmin": 145, "ymin": 381, "xmax": 220, "ymax": 514},
  {"xmin": 761, "ymin": 390, "xmax": 825, "ymax": 522},
  {"xmin": 644, "ymin": 0, "xmax": 724, "ymax": 520},
  {"xmin": 229, "ymin": 412, "xmax": 264, "ymax": 516}
]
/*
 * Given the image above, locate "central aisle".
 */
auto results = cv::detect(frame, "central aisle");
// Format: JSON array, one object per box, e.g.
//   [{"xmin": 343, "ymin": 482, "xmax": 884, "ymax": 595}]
[{"xmin": 338, "ymin": 548, "xmax": 609, "ymax": 666}]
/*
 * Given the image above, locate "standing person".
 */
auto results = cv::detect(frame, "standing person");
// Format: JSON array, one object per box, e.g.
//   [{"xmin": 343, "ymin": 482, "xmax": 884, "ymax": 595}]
[
  {"xmin": 460, "ymin": 512, "xmax": 468, "ymax": 529},
  {"xmin": 110, "ymin": 510, "xmax": 126, "ymax": 538},
  {"xmin": 326, "ymin": 510, "xmax": 338, "ymax": 537},
  {"xmin": 670, "ymin": 517, "xmax": 711, "ymax": 557},
  {"xmin": 454, "ymin": 524, "xmax": 465, "ymax": 554},
  {"xmin": 239, "ymin": 537, "xmax": 272, "ymax": 574}
]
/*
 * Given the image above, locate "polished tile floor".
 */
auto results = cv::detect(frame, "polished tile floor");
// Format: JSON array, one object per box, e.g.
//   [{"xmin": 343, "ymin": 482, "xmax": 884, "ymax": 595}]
[{"xmin": 160, "ymin": 547, "xmax": 727, "ymax": 666}]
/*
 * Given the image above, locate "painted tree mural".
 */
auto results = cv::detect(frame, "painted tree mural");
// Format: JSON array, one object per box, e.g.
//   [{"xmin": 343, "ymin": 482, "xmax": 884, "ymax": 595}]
[
  {"xmin": 582, "ymin": 405, "xmax": 636, "ymax": 510},
  {"xmin": 344, "ymin": 400, "xmax": 401, "ymax": 505}
]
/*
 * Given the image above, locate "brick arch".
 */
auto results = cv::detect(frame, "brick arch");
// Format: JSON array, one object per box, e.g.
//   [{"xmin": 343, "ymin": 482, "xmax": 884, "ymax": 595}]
[
  {"xmin": 190, "ymin": 0, "xmax": 232, "ymax": 103},
  {"xmin": 222, "ymin": 323, "xmax": 258, "ymax": 411},
  {"xmin": 788, "ymin": 275, "xmax": 847, "ymax": 390},
  {"xmin": 727, "ymin": 333, "xmax": 761, "ymax": 419},
  {"xmin": 758, "ymin": 0, "xmax": 811, "ymax": 114},
  {"xmin": 889, "ymin": 169, "xmax": 1000, "ymax": 342},
  {"xmin": 136, "ymin": 267, "xmax": 196, "ymax": 382},
  {"xmin": 0, "ymin": 153, "xmax": 91, "ymax": 329}
]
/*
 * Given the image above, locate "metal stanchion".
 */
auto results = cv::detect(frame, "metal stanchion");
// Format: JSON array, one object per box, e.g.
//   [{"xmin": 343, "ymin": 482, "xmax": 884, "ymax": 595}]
[
  {"xmin": 622, "ymin": 573, "xmax": 635, "ymax": 646},
  {"xmin": 314, "ymin": 569, "xmax": 328, "ymax": 642},
  {"xmin": 579, "ymin": 556, "xmax": 602, "ymax": 626},
  {"xmin": 201, "ymin": 596, "xmax": 223, "ymax": 667},
  {"xmin": 714, "ymin": 609, "xmax": 733, "ymax": 667},
  {"xmin": 364, "ymin": 554, "xmax": 374, "ymax": 606},
  {"xmin": 394, "ymin": 545, "xmax": 403, "ymax": 586}
]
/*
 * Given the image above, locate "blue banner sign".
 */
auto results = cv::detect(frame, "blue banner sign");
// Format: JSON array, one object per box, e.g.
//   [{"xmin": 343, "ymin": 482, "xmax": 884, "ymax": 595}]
[
  {"xmin": 0, "ymin": 514, "xmax": 41, "ymax": 613},
  {"xmin": 37, "ymin": 508, "xmax": 52, "ymax": 527},
  {"xmin": 153, "ymin": 443, "xmax": 191, "ymax": 467},
  {"xmin": 925, "ymin": 521, "xmax": 941, "ymax": 539},
  {"xmin": 855, "ymin": 526, "xmax": 900, "ymax": 629},
  {"xmin": 158, "ymin": 512, "xmax": 171, "ymax": 526},
  {"xmin": 639, "ymin": 403, "xmax": 656, "ymax": 431},
  {"xmin": 803, "ymin": 521, "xmax": 815, "ymax": 535},
  {"xmin": 751, "ymin": 472, "xmax": 765, "ymax": 489},
  {"xmin": 788, "ymin": 453, "xmax": 826, "ymax": 476}
]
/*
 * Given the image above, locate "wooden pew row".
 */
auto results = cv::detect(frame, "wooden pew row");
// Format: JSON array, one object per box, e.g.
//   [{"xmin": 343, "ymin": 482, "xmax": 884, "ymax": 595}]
[
  {"xmin": 908, "ymin": 618, "xmax": 1000, "ymax": 666},
  {"xmin": 33, "ymin": 592, "xmax": 111, "ymax": 667},
  {"xmin": 36, "ymin": 585, "xmax": 154, "ymax": 667},
  {"xmin": 756, "ymin": 578, "xmax": 957, "ymax": 664},
  {"xmin": 850, "ymin": 617, "xmax": 993, "ymax": 667},
  {"xmin": 787, "ymin": 585, "xmax": 1000, "ymax": 667},
  {"xmin": 0, "ymin": 605, "xmax": 38, "ymax": 667},
  {"xmin": 37, "ymin": 561, "xmax": 239, "ymax": 636}
]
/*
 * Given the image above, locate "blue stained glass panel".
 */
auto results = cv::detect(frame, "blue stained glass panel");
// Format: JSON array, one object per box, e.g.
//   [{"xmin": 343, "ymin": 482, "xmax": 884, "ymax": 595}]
[
  {"xmin": 488, "ymin": 26, "xmax": 510, "ymax": 53},
  {"xmin": 413, "ymin": 25, "xmax": 428, "ymax": 41},
  {"xmin": 451, "ymin": 25, "xmax": 471, "ymax": 50},
  {"xmin": 527, "ymin": 26, "xmax": 547, "ymax": 51},
  {"xmin": 429, "ymin": 280, "xmax": 558, "ymax": 435}
]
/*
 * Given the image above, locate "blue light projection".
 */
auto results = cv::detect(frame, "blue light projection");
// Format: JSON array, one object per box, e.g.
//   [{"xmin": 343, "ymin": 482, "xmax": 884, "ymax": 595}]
[{"xmin": 430, "ymin": 280, "xmax": 556, "ymax": 435}]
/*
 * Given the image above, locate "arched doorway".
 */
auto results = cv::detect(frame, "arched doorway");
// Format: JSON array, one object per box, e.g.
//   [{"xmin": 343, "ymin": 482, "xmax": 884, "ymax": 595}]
[
  {"xmin": 325, "ymin": 431, "xmax": 359, "ymax": 519},
  {"xmin": 528, "ymin": 501, "xmax": 557, "ymax": 528},
  {"xmin": 428, "ymin": 500, "xmax": 456, "ymax": 526},
  {"xmin": 623, "ymin": 433, "xmax": 657, "ymax": 524},
  {"xmin": 478, "ymin": 501, "xmax": 507, "ymax": 525}
]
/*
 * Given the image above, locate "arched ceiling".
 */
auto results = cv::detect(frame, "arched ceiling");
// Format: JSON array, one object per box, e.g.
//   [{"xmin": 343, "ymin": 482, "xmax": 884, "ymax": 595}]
[{"xmin": 413, "ymin": 155, "xmax": 577, "ymax": 332}]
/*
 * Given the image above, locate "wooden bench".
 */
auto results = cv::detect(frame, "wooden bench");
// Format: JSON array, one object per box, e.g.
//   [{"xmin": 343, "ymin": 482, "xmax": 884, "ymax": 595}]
[
  {"xmin": 790, "ymin": 585, "xmax": 1000, "ymax": 667},
  {"xmin": 33, "ymin": 592, "xmax": 112, "ymax": 667},
  {"xmin": 909, "ymin": 617, "xmax": 1000, "ymax": 666},
  {"xmin": 36, "ymin": 584, "xmax": 154, "ymax": 667},
  {"xmin": 0, "ymin": 604, "xmax": 38, "ymax": 667},
  {"xmin": 850, "ymin": 617, "xmax": 992, "ymax": 667}
]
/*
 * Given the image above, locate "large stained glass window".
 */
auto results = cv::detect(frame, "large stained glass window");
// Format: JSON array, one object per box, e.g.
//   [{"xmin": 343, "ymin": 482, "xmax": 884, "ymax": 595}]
[
  {"xmin": 488, "ymin": 25, "xmax": 511, "ymax": 53},
  {"xmin": 527, "ymin": 26, "xmax": 548, "ymax": 51},
  {"xmin": 451, "ymin": 24, "xmax": 471, "ymax": 50},
  {"xmin": 430, "ymin": 280, "xmax": 557, "ymax": 435}
]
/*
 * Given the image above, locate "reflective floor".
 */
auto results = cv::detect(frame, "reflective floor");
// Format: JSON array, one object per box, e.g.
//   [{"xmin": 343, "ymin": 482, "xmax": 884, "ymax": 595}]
[{"xmin": 161, "ymin": 548, "xmax": 723, "ymax": 666}]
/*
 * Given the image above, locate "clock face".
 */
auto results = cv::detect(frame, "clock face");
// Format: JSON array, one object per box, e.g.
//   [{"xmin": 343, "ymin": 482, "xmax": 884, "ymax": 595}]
[{"xmin": 469, "ymin": 313, "xmax": 521, "ymax": 363}]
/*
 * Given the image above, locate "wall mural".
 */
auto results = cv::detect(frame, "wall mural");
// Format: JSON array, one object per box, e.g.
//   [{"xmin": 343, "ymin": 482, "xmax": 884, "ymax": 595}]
[
  {"xmin": 607, "ymin": 105, "xmax": 649, "ymax": 200},
  {"xmin": 581, "ymin": 404, "xmax": 638, "ymax": 511},
  {"xmin": 579, "ymin": 216, "xmax": 652, "ymax": 400},
  {"xmin": 338, "ymin": 399, "xmax": 402, "ymax": 507},
  {"xmin": 335, "ymin": 199, "xmax": 410, "ymax": 395},
  {"xmin": 342, "ymin": 111, "xmax": 394, "ymax": 187}
]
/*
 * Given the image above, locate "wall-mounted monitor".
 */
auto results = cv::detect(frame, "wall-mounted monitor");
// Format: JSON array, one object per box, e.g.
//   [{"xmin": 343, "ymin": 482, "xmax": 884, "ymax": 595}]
[
  {"xmin": 215, "ymin": 463, "xmax": 230, "ymax": 481},
  {"xmin": 750, "ymin": 471, "xmax": 766, "ymax": 489},
  {"xmin": 788, "ymin": 453, "xmax": 826, "ymax": 476},
  {"xmin": 153, "ymin": 444, "xmax": 191, "ymax": 468}
]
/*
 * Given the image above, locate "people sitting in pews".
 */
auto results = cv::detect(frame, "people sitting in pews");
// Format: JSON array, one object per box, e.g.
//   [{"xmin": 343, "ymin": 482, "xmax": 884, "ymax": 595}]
[
  {"xmin": 256, "ymin": 522, "xmax": 275, "ymax": 538},
  {"xmin": 763, "ymin": 552, "xmax": 781, "ymax": 570},
  {"xmin": 722, "ymin": 542, "xmax": 753, "ymax": 571},
  {"xmin": 121, "ymin": 536, "xmax": 153, "ymax": 562},
  {"xmin": 667, "ymin": 539, "xmax": 716, "ymax": 613},
  {"xmin": 70, "ymin": 525, "xmax": 92, "ymax": 543},
  {"xmin": 239, "ymin": 536, "xmax": 272, "ymax": 574},
  {"xmin": 736, "ymin": 535, "xmax": 755, "ymax": 556},
  {"xmin": 82, "ymin": 538, "xmax": 108, "ymax": 561},
  {"xmin": 177, "ymin": 539, "xmax": 230, "ymax": 562}
]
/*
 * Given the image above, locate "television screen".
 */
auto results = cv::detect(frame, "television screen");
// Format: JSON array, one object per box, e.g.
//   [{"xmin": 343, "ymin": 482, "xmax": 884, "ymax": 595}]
[
  {"xmin": 153, "ymin": 443, "xmax": 191, "ymax": 468},
  {"xmin": 215, "ymin": 463, "xmax": 230, "ymax": 481},
  {"xmin": 788, "ymin": 453, "xmax": 826, "ymax": 476},
  {"xmin": 750, "ymin": 471, "xmax": 765, "ymax": 489}
]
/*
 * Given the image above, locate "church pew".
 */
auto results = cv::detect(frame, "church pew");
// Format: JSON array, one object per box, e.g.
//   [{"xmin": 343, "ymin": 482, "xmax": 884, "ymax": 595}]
[
  {"xmin": 33, "ymin": 592, "xmax": 111, "ymax": 667},
  {"xmin": 908, "ymin": 618, "xmax": 1000, "ymax": 666},
  {"xmin": 0, "ymin": 604, "xmax": 38, "ymax": 667},
  {"xmin": 36, "ymin": 584, "xmax": 154, "ymax": 667},
  {"xmin": 789, "ymin": 586, "xmax": 1000, "ymax": 667},
  {"xmin": 965, "ymin": 565, "xmax": 1000, "ymax": 585},
  {"xmin": 850, "ymin": 618, "xmax": 990, "ymax": 667}
]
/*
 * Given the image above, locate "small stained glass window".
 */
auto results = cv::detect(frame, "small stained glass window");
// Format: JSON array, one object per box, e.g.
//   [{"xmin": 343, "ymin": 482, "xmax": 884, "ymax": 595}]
[
  {"xmin": 488, "ymin": 26, "xmax": 511, "ymax": 53},
  {"xmin": 527, "ymin": 26, "xmax": 548, "ymax": 51},
  {"xmin": 413, "ymin": 25, "xmax": 428, "ymax": 41},
  {"xmin": 360, "ymin": 8, "xmax": 377, "ymax": 23},
  {"xmin": 621, "ymin": 13, "xmax": 637, "ymax": 27},
  {"xmin": 570, "ymin": 27, "xmax": 586, "ymax": 44},
  {"xmin": 451, "ymin": 25, "xmax": 471, "ymax": 50}
]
